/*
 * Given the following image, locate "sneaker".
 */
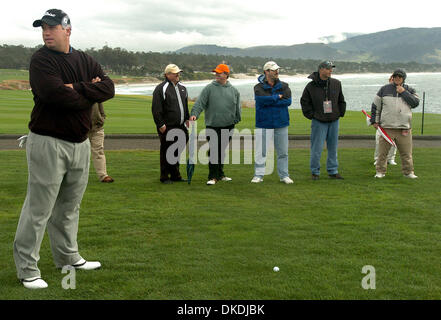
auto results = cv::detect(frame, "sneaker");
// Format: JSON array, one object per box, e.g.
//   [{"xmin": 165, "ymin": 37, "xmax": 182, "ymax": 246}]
[
  {"xmin": 280, "ymin": 177, "xmax": 294, "ymax": 184},
  {"xmin": 206, "ymin": 179, "xmax": 217, "ymax": 185},
  {"xmin": 72, "ymin": 258, "xmax": 101, "ymax": 270},
  {"xmin": 21, "ymin": 277, "xmax": 48, "ymax": 289},
  {"xmin": 404, "ymin": 173, "xmax": 418, "ymax": 179},
  {"xmin": 374, "ymin": 173, "xmax": 385, "ymax": 178},
  {"xmin": 388, "ymin": 160, "xmax": 398, "ymax": 165},
  {"xmin": 251, "ymin": 176, "xmax": 263, "ymax": 183},
  {"xmin": 311, "ymin": 174, "xmax": 320, "ymax": 180},
  {"xmin": 220, "ymin": 176, "xmax": 232, "ymax": 181},
  {"xmin": 328, "ymin": 173, "xmax": 344, "ymax": 180}
]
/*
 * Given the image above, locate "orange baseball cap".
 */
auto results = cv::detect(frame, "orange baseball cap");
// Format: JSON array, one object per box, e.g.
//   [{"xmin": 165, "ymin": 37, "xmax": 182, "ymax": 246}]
[{"xmin": 212, "ymin": 64, "xmax": 230, "ymax": 74}]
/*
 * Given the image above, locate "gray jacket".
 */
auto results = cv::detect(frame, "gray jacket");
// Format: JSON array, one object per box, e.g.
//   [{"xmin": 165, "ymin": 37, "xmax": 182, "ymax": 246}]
[{"xmin": 370, "ymin": 83, "xmax": 419, "ymax": 129}]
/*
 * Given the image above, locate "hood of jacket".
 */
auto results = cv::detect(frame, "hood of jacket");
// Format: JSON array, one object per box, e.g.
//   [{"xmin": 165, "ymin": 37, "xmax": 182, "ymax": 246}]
[
  {"xmin": 308, "ymin": 72, "xmax": 322, "ymax": 83},
  {"xmin": 308, "ymin": 71, "xmax": 331, "ymax": 88},
  {"xmin": 211, "ymin": 80, "xmax": 232, "ymax": 87},
  {"xmin": 257, "ymin": 74, "xmax": 282, "ymax": 90}
]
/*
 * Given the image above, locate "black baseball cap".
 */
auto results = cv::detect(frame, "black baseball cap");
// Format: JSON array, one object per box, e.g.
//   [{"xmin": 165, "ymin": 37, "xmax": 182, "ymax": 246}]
[
  {"xmin": 318, "ymin": 61, "xmax": 336, "ymax": 70},
  {"xmin": 33, "ymin": 9, "xmax": 71, "ymax": 28},
  {"xmin": 392, "ymin": 68, "xmax": 407, "ymax": 80}
]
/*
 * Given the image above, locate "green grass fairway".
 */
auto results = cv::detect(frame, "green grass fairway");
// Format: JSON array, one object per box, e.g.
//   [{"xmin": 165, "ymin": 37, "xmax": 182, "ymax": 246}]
[
  {"xmin": 0, "ymin": 69, "xmax": 29, "ymax": 82},
  {"xmin": 1, "ymin": 90, "xmax": 440, "ymax": 135},
  {"xmin": 1, "ymin": 148, "xmax": 440, "ymax": 299}
]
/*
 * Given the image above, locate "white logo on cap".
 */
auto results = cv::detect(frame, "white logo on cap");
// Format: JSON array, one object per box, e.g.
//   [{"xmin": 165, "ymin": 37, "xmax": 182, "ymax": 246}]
[{"xmin": 44, "ymin": 11, "xmax": 56, "ymax": 17}]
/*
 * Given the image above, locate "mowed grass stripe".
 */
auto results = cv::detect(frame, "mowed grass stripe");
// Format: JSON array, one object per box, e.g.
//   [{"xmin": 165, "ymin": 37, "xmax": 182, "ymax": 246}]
[{"xmin": 1, "ymin": 90, "xmax": 440, "ymax": 135}]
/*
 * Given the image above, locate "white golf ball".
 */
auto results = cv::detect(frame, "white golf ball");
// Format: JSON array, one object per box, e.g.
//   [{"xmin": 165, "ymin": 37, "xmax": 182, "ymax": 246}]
[{"xmin": 273, "ymin": 266, "xmax": 279, "ymax": 272}]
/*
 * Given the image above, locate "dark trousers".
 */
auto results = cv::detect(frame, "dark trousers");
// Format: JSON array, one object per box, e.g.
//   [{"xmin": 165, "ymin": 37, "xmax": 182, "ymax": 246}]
[
  {"xmin": 206, "ymin": 125, "xmax": 234, "ymax": 180},
  {"xmin": 158, "ymin": 125, "xmax": 188, "ymax": 181}
]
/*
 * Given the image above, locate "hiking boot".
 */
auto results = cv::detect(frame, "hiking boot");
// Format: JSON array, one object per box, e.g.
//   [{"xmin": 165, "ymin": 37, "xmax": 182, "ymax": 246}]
[{"xmin": 101, "ymin": 176, "xmax": 114, "ymax": 183}]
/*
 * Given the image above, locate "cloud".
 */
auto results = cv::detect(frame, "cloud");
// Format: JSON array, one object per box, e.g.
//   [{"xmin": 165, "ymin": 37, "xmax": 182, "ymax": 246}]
[
  {"xmin": 81, "ymin": 0, "xmax": 284, "ymax": 37},
  {"xmin": 1, "ymin": 0, "xmax": 440, "ymax": 52}
]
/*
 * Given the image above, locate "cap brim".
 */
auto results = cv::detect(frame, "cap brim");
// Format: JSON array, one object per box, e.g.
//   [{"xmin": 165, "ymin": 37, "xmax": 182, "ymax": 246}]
[
  {"xmin": 33, "ymin": 16, "xmax": 60, "ymax": 27},
  {"xmin": 165, "ymin": 69, "xmax": 183, "ymax": 74}
]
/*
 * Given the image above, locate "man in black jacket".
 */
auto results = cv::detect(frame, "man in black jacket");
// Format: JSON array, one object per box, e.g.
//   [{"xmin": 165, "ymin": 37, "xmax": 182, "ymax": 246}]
[
  {"xmin": 300, "ymin": 61, "xmax": 346, "ymax": 180},
  {"xmin": 13, "ymin": 9, "xmax": 115, "ymax": 289},
  {"xmin": 152, "ymin": 64, "xmax": 190, "ymax": 183}
]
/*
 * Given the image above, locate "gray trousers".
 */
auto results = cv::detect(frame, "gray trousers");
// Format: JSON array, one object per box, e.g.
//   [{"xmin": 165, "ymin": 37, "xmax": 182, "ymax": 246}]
[{"xmin": 13, "ymin": 132, "xmax": 90, "ymax": 279}]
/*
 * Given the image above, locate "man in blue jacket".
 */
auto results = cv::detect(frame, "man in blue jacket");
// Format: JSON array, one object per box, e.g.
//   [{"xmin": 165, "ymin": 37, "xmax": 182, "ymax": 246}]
[
  {"xmin": 251, "ymin": 61, "xmax": 293, "ymax": 184},
  {"xmin": 300, "ymin": 61, "xmax": 346, "ymax": 180}
]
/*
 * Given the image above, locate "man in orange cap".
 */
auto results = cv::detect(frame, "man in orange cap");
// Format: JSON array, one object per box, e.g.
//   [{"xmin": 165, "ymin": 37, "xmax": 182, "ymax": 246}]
[{"xmin": 190, "ymin": 64, "xmax": 241, "ymax": 185}]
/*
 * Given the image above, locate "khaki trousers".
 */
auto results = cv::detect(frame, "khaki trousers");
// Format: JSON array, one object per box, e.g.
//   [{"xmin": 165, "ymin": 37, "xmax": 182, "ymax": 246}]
[
  {"xmin": 89, "ymin": 128, "xmax": 108, "ymax": 181},
  {"xmin": 374, "ymin": 129, "xmax": 396, "ymax": 161},
  {"xmin": 376, "ymin": 128, "xmax": 414, "ymax": 175},
  {"xmin": 13, "ymin": 132, "xmax": 90, "ymax": 279}
]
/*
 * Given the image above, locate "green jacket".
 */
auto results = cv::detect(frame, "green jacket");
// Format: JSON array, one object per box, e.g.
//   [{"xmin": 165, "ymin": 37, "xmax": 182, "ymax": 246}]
[{"xmin": 191, "ymin": 80, "xmax": 241, "ymax": 127}]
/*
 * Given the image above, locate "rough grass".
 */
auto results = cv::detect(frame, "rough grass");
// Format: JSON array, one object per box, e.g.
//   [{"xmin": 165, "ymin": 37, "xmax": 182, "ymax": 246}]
[{"xmin": 1, "ymin": 148, "xmax": 440, "ymax": 299}]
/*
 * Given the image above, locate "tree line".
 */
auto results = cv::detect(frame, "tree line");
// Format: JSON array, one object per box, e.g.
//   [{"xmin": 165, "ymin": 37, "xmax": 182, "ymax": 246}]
[{"xmin": 2, "ymin": 44, "xmax": 441, "ymax": 80}]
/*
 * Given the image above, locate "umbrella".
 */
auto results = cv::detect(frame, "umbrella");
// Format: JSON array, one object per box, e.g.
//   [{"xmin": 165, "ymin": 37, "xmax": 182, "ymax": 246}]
[
  {"xmin": 186, "ymin": 121, "xmax": 196, "ymax": 184},
  {"xmin": 362, "ymin": 109, "xmax": 397, "ymax": 147}
]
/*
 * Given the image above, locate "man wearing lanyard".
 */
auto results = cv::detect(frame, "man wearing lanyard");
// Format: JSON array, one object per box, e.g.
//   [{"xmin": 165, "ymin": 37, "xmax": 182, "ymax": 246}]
[
  {"xmin": 300, "ymin": 61, "xmax": 346, "ymax": 180},
  {"xmin": 152, "ymin": 64, "xmax": 190, "ymax": 184}
]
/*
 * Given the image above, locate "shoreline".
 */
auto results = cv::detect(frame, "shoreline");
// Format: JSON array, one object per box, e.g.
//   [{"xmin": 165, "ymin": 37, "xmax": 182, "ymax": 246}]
[{"xmin": 115, "ymin": 71, "xmax": 441, "ymax": 87}]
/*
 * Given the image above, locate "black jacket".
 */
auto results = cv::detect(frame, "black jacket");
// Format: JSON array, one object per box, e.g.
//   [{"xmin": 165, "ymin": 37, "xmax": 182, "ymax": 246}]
[
  {"xmin": 152, "ymin": 80, "xmax": 189, "ymax": 129},
  {"xmin": 300, "ymin": 72, "xmax": 346, "ymax": 122},
  {"xmin": 29, "ymin": 46, "xmax": 115, "ymax": 142}
]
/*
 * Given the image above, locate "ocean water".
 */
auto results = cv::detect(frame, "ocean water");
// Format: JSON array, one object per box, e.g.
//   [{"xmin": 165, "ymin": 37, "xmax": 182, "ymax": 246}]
[{"xmin": 115, "ymin": 72, "xmax": 441, "ymax": 114}]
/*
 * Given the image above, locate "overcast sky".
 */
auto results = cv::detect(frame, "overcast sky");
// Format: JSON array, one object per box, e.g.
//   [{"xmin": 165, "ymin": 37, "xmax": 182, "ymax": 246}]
[{"xmin": 1, "ymin": 0, "xmax": 440, "ymax": 52}]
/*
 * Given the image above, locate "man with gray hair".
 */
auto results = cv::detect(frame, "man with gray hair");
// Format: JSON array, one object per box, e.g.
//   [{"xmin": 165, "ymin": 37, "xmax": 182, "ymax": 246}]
[
  {"xmin": 13, "ymin": 9, "xmax": 115, "ymax": 289},
  {"xmin": 152, "ymin": 64, "xmax": 190, "ymax": 184}
]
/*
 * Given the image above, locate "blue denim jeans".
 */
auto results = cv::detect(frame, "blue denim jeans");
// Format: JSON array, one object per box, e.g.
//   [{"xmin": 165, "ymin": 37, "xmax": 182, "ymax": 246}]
[
  {"xmin": 310, "ymin": 119, "xmax": 339, "ymax": 175},
  {"xmin": 254, "ymin": 127, "xmax": 289, "ymax": 179}
]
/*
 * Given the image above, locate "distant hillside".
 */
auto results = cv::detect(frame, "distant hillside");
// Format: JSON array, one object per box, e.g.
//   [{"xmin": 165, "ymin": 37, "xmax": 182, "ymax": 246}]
[
  {"xmin": 329, "ymin": 28, "xmax": 441, "ymax": 64},
  {"xmin": 176, "ymin": 28, "xmax": 441, "ymax": 64}
]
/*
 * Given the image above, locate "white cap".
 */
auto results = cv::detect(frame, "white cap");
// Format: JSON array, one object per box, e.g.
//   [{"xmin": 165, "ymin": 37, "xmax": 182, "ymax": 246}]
[
  {"xmin": 263, "ymin": 61, "xmax": 280, "ymax": 71},
  {"xmin": 164, "ymin": 64, "xmax": 183, "ymax": 74}
]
